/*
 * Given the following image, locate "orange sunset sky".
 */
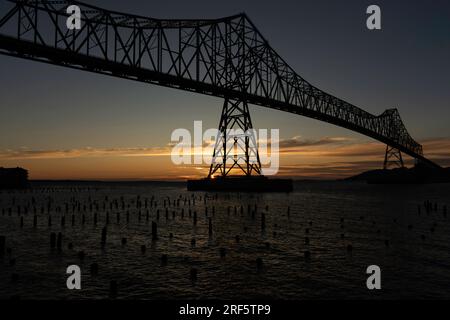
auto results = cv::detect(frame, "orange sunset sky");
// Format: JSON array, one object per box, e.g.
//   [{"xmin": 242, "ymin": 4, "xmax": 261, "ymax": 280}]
[{"xmin": 1, "ymin": 136, "xmax": 449, "ymax": 181}]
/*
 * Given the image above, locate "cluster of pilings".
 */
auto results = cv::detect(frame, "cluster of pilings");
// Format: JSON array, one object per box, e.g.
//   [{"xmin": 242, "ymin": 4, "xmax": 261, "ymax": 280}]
[
  {"xmin": 0, "ymin": 186, "xmax": 448, "ymax": 298},
  {"xmin": 421, "ymin": 200, "xmax": 447, "ymax": 217}
]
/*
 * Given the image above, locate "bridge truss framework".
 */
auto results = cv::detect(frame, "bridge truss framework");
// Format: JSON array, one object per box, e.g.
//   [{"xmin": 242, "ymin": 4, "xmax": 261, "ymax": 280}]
[{"xmin": 0, "ymin": 0, "xmax": 440, "ymax": 175}]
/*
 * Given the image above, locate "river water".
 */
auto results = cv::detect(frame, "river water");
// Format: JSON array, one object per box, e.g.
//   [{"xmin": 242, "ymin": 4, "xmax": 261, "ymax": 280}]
[{"xmin": 0, "ymin": 181, "xmax": 449, "ymax": 299}]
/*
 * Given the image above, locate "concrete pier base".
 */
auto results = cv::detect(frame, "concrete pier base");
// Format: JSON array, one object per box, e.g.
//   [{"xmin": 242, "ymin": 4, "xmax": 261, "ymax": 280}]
[{"xmin": 187, "ymin": 176, "xmax": 293, "ymax": 193}]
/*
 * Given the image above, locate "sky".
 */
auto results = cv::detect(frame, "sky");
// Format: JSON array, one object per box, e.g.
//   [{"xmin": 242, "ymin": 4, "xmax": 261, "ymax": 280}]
[{"xmin": 0, "ymin": 0, "xmax": 449, "ymax": 180}]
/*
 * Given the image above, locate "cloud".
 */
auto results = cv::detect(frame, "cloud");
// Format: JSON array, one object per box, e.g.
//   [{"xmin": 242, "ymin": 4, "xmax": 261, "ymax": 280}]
[
  {"xmin": 0, "ymin": 147, "xmax": 172, "ymax": 160},
  {"xmin": 278, "ymin": 137, "xmax": 450, "ymax": 162},
  {"xmin": 276, "ymin": 160, "xmax": 386, "ymax": 179},
  {"xmin": 279, "ymin": 136, "xmax": 353, "ymax": 148},
  {"xmin": 1, "ymin": 136, "xmax": 449, "ymax": 180},
  {"xmin": 273, "ymin": 136, "xmax": 450, "ymax": 178}
]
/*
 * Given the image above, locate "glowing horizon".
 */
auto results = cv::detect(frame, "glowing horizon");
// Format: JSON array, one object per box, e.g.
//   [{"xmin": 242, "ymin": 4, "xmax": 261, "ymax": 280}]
[{"xmin": 1, "ymin": 136, "xmax": 449, "ymax": 181}]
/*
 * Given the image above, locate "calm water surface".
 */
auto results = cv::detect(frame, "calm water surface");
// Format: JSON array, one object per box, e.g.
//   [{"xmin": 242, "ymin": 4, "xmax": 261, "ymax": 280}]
[{"xmin": 0, "ymin": 181, "xmax": 449, "ymax": 299}]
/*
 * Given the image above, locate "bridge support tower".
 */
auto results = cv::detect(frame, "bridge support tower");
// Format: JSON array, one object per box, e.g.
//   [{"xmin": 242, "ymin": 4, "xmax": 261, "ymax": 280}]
[
  {"xmin": 188, "ymin": 98, "xmax": 293, "ymax": 192},
  {"xmin": 383, "ymin": 145, "xmax": 404, "ymax": 170},
  {"xmin": 208, "ymin": 98, "xmax": 262, "ymax": 178}
]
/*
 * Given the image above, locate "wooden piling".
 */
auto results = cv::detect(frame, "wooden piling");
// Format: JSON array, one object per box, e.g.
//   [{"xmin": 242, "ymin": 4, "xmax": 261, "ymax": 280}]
[
  {"xmin": 109, "ymin": 280, "xmax": 118, "ymax": 299},
  {"xmin": 152, "ymin": 222, "xmax": 158, "ymax": 241},
  {"xmin": 190, "ymin": 268, "xmax": 198, "ymax": 282},
  {"xmin": 11, "ymin": 273, "xmax": 19, "ymax": 283},
  {"xmin": 0, "ymin": 236, "xmax": 5, "ymax": 257},
  {"xmin": 50, "ymin": 233, "xmax": 56, "ymax": 249},
  {"xmin": 161, "ymin": 254, "xmax": 168, "ymax": 266},
  {"xmin": 56, "ymin": 232, "xmax": 62, "ymax": 251},
  {"xmin": 90, "ymin": 263, "xmax": 99, "ymax": 276},
  {"xmin": 208, "ymin": 217, "xmax": 213, "ymax": 237},
  {"xmin": 304, "ymin": 250, "xmax": 311, "ymax": 260},
  {"xmin": 101, "ymin": 227, "xmax": 107, "ymax": 247},
  {"xmin": 256, "ymin": 257, "xmax": 263, "ymax": 272},
  {"xmin": 78, "ymin": 251, "xmax": 85, "ymax": 261},
  {"xmin": 261, "ymin": 213, "xmax": 266, "ymax": 230}
]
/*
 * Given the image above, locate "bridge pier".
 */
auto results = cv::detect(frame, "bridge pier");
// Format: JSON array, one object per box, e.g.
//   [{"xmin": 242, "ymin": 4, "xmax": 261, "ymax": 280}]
[
  {"xmin": 383, "ymin": 145, "xmax": 404, "ymax": 170},
  {"xmin": 188, "ymin": 98, "xmax": 293, "ymax": 192},
  {"xmin": 208, "ymin": 98, "xmax": 262, "ymax": 178}
]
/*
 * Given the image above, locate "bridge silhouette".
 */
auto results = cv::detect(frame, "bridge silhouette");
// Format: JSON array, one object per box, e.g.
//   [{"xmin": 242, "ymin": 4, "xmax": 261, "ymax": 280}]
[{"xmin": 0, "ymin": 0, "xmax": 441, "ymax": 178}]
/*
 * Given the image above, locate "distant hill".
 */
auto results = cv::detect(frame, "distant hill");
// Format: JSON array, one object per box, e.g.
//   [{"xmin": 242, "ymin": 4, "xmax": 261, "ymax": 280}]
[{"xmin": 346, "ymin": 165, "xmax": 450, "ymax": 184}]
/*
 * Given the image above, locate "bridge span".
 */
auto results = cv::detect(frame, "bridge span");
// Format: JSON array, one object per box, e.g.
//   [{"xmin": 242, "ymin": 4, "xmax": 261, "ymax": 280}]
[{"xmin": 0, "ymin": 0, "xmax": 441, "ymax": 174}]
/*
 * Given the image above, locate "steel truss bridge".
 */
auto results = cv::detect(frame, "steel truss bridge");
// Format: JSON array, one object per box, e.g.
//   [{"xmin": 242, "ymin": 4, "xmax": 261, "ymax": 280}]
[{"xmin": 0, "ymin": 0, "xmax": 441, "ymax": 177}]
